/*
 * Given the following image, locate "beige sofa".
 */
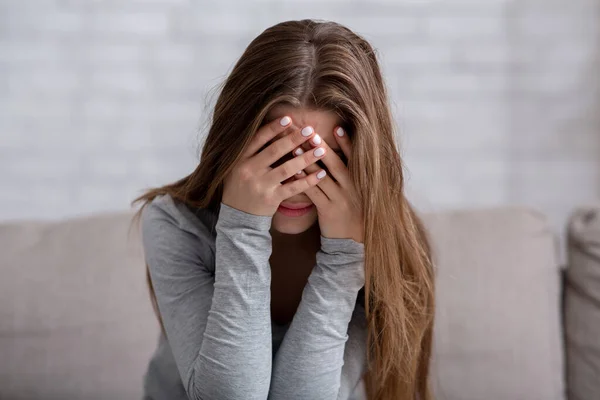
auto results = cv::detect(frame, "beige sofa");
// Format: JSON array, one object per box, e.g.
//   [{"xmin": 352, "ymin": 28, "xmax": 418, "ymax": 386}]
[{"xmin": 1, "ymin": 205, "xmax": 599, "ymax": 400}]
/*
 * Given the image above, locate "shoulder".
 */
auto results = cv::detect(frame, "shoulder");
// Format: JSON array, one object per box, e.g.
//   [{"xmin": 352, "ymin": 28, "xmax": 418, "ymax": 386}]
[
  {"xmin": 140, "ymin": 194, "xmax": 216, "ymax": 270},
  {"xmin": 141, "ymin": 194, "xmax": 216, "ymax": 236}
]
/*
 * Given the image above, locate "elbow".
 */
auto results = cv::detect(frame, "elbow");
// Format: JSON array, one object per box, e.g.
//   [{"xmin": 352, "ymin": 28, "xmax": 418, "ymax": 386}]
[
  {"xmin": 186, "ymin": 374, "xmax": 204, "ymax": 400},
  {"xmin": 186, "ymin": 368, "xmax": 212, "ymax": 400},
  {"xmin": 186, "ymin": 371, "xmax": 270, "ymax": 400}
]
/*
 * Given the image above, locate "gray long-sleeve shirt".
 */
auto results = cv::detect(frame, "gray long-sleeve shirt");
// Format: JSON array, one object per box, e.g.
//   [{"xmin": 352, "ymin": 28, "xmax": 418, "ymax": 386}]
[{"xmin": 140, "ymin": 194, "xmax": 368, "ymax": 400}]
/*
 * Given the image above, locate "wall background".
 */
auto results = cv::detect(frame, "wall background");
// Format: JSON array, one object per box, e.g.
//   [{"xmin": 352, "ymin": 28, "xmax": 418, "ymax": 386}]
[{"xmin": 1, "ymin": 0, "xmax": 599, "ymax": 261}]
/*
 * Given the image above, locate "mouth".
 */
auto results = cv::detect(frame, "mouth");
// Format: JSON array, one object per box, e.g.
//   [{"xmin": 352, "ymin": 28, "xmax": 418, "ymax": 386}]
[
  {"xmin": 279, "ymin": 202, "xmax": 312, "ymax": 209},
  {"xmin": 277, "ymin": 203, "xmax": 314, "ymax": 217}
]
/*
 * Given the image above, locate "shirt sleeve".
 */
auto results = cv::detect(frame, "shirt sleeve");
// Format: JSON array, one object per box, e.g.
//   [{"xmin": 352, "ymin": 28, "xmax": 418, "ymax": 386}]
[
  {"xmin": 268, "ymin": 235, "xmax": 366, "ymax": 400},
  {"xmin": 141, "ymin": 201, "xmax": 274, "ymax": 400}
]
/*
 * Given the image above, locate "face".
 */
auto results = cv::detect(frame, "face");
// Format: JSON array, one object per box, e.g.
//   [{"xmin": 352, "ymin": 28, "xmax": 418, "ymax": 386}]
[{"xmin": 264, "ymin": 104, "xmax": 345, "ymax": 235}]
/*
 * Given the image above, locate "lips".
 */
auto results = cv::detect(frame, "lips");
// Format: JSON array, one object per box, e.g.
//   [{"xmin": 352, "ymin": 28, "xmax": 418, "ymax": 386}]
[
  {"xmin": 279, "ymin": 202, "xmax": 312, "ymax": 210},
  {"xmin": 277, "ymin": 203, "xmax": 314, "ymax": 217}
]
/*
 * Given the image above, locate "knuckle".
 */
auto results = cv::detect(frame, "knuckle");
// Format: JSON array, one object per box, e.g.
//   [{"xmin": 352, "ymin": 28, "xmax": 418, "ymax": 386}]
[
  {"xmin": 288, "ymin": 183, "xmax": 299, "ymax": 196},
  {"xmin": 339, "ymin": 199, "xmax": 350, "ymax": 212},
  {"xmin": 253, "ymin": 184, "xmax": 264, "ymax": 199},
  {"xmin": 279, "ymin": 183, "xmax": 294, "ymax": 199},
  {"xmin": 256, "ymin": 131, "xmax": 271, "ymax": 148},
  {"xmin": 328, "ymin": 166, "xmax": 340, "ymax": 177},
  {"xmin": 266, "ymin": 143, "xmax": 280, "ymax": 159},
  {"xmin": 269, "ymin": 123, "xmax": 292, "ymax": 143},
  {"xmin": 238, "ymin": 165, "xmax": 253, "ymax": 181},
  {"xmin": 255, "ymin": 128, "xmax": 268, "ymax": 143},
  {"xmin": 292, "ymin": 132, "xmax": 307, "ymax": 147},
  {"xmin": 269, "ymin": 119, "xmax": 283, "ymax": 135},
  {"xmin": 264, "ymin": 188, "xmax": 278, "ymax": 204},
  {"xmin": 279, "ymin": 162, "xmax": 294, "ymax": 179},
  {"xmin": 304, "ymin": 151, "xmax": 317, "ymax": 165}
]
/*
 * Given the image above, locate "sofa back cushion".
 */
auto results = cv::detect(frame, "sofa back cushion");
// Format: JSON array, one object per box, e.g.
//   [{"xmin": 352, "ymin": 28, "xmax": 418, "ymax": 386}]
[
  {"xmin": 0, "ymin": 207, "xmax": 566, "ymax": 399},
  {"xmin": 423, "ymin": 207, "xmax": 565, "ymax": 400},
  {"xmin": 0, "ymin": 213, "xmax": 159, "ymax": 400}
]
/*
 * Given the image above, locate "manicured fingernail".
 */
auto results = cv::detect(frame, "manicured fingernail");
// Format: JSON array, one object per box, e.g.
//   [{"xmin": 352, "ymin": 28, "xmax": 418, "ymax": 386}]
[
  {"xmin": 301, "ymin": 126, "xmax": 314, "ymax": 137},
  {"xmin": 294, "ymin": 148, "xmax": 304, "ymax": 156},
  {"xmin": 280, "ymin": 116, "xmax": 291, "ymax": 126},
  {"xmin": 313, "ymin": 147, "xmax": 325, "ymax": 157},
  {"xmin": 317, "ymin": 170, "xmax": 327, "ymax": 179},
  {"xmin": 311, "ymin": 134, "xmax": 321, "ymax": 145},
  {"xmin": 336, "ymin": 127, "xmax": 345, "ymax": 137}
]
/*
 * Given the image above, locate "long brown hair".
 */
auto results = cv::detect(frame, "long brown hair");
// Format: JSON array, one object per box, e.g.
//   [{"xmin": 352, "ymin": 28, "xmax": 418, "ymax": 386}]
[{"xmin": 131, "ymin": 19, "xmax": 435, "ymax": 400}]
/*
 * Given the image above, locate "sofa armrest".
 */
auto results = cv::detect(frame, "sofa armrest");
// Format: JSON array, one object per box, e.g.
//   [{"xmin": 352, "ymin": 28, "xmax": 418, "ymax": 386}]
[{"xmin": 565, "ymin": 205, "xmax": 600, "ymax": 400}]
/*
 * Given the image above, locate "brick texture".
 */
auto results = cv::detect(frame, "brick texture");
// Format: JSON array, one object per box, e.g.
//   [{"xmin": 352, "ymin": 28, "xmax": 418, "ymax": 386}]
[{"xmin": 1, "ymin": 0, "xmax": 599, "ymax": 262}]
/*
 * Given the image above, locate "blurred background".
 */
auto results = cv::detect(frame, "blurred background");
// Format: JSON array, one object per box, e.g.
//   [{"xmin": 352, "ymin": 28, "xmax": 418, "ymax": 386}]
[{"xmin": 1, "ymin": 0, "xmax": 599, "ymax": 259}]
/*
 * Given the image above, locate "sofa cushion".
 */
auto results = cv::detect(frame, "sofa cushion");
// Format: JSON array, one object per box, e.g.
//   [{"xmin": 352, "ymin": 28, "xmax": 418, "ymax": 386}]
[
  {"xmin": 423, "ymin": 207, "xmax": 565, "ymax": 400},
  {"xmin": 565, "ymin": 205, "xmax": 600, "ymax": 400},
  {"xmin": 0, "ymin": 206, "xmax": 566, "ymax": 399},
  {"xmin": 0, "ymin": 212, "xmax": 159, "ymax": 400}
]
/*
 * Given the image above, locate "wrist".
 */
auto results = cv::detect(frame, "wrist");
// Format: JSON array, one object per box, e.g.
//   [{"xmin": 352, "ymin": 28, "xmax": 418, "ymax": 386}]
[
  {"xmin": 320, "ymin": 235, "xmax": 365, "ymax": 256},
  {"xmin": 217, "ymin": 201, "xmax": 273, "ymax": 231}
]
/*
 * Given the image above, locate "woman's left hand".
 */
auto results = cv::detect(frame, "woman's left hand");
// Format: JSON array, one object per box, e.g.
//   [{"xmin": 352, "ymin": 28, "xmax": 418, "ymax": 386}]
[{"xmin": 294, "ymin": 126, "xmax": 364, "ymax": 244}]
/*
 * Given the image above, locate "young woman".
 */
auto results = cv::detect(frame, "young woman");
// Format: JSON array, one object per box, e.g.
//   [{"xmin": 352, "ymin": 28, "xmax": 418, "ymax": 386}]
[{"xmin": 132, "ymin": 19, "xmax": 435, "ymax": 400}]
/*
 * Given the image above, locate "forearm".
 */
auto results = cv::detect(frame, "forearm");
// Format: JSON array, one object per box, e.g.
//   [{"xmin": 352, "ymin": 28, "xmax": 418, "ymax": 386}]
[
  {"xmin": 191, "ymin": 202, "xmax": 274, "ymax": 400},
  {"xmin": 269, "ymin": 236, "xmax": 365, "ymax": 400}
]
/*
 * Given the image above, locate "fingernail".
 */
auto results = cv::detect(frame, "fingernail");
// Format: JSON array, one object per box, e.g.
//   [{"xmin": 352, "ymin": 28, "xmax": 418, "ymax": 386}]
[
  {"xmin": 317, "ymin": 170, "xmax": 327, "ymax": 179},
  {"xmin": 336, "ymin": 127, "xmax": 345, "ymax": 137},
  {"xmin": 280, "ymin": 116, "xmax": 291, "ymax": 126},
  {"xmin": 311, "ymin": 134, "xmax": 321, "ymax": 145},
  {"xmin": 294, "ymin": 148, "xmax": 304, "ymax": 156},
  {"xmin": 301, "ymin": 126, "xmax": 314, "ymax": 137},
  {"xmin": 296, "ymin": 170, "xmax": 303, "ymax": 175},
  {"xmin": 313, "ymin": 147, "xmax": 325, "ymax": 157}
]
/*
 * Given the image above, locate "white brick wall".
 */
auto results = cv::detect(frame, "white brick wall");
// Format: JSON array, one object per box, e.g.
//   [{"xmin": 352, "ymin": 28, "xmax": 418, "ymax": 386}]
[{"xmin": 1, "ymin": 0, "xmax": 599, "ymax": 260}]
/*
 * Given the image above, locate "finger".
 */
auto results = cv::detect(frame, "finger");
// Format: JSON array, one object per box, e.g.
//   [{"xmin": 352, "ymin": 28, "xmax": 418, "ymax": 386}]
[
  {"xmin": 293, "ymin": 147, "xmax": 343, "ymax": 201},
  {"xmin": 299, "ymin": 171, "xmax": 330, "ymax": 209},
  {"xmin": 252, "ymin": 125, "xmax": 317, "ymax": 171},
  {"xmin": 306, "ymin": 132, "xmax": 351, "ymax": 189},
  {"xmin": 275, "ymin": 168, "xmax": 328, "ymax": 202},
  {"xmin": 333, "ymin": 126, "xmax": 352, "ymax": 161},
  {"xmin": 291, "ymin": 147, "xmax": 319, "ymax": 176},
  {"xmin": 293, "ymin": 147, "xmax": 321, "ymax": 176},
  {"xmin": 314, "ymin": 168, "xmax": 344, "ymax": 201},
  {"xmin": 265, "ymin": 144, "xmax": 326, "ymax": 184},
  {"xmin": 242, "ymin": 115, "xmax": 295, "ymax": 159}
]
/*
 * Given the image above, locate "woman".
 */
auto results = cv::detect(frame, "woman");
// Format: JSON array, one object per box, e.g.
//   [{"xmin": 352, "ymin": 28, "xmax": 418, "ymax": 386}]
[{"xmin": 132, "ymin": 19, "xmax": 435, "ymax": 400}]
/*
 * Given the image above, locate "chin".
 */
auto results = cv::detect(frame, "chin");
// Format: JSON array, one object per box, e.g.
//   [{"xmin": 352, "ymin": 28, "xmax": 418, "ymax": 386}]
[{"xmin": 271, "ymin": 213, "xmax": 317, "ymax": 234}]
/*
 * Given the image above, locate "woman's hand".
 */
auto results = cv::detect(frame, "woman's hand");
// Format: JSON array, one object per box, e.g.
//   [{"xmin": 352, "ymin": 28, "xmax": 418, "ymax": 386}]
[
  {"xmin": 221, "ymin": 116, "xmax": 329, "ymax": 217},
  {"xmin": 293, "ymin": 126, "xmax": 364, "ymax": 243}
]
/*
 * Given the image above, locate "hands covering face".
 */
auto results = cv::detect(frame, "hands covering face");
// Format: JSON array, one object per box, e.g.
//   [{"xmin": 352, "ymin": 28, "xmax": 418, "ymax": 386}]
[{"xmin": 293, "ymin": 125, "xmax": 364, "ymax": 244}]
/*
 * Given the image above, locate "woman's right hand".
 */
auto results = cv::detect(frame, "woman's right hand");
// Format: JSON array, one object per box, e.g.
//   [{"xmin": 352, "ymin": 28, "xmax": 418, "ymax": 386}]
[{"xmin": 222, "ymin": 115, "xmax": 328, "ymax": 217}]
